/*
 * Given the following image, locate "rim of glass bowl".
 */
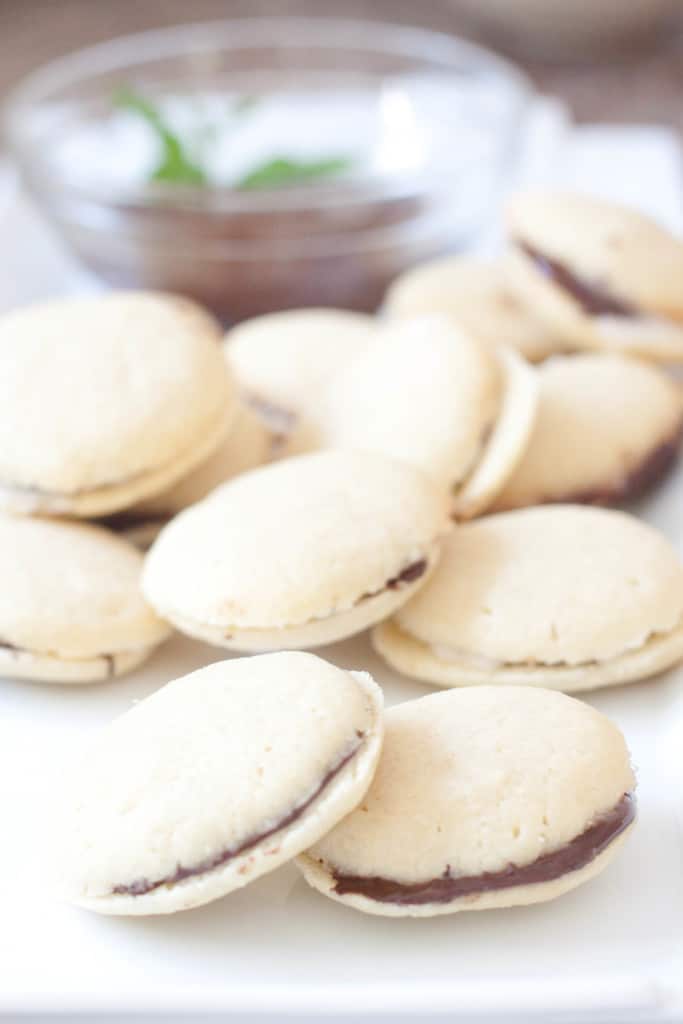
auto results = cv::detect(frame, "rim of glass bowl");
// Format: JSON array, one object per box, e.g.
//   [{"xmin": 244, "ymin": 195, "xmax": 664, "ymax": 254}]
[{"xmin": 3, "ymin": 17, "xmax": 531, "ymax": 216}]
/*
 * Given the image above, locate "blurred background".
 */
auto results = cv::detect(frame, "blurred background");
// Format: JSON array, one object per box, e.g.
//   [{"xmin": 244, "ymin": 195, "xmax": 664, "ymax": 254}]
[
  {"xmin": 2, "ymin": 0, "xmax": 683, "ymax": 130},
  {"xmin": 2, "ymin": 0, "xmax": 683, "ymax": 320}
]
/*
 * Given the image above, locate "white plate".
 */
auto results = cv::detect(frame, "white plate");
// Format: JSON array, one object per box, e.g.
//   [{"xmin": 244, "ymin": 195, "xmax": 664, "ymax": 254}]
[
  {"xmin": 1, "ymin": 137, "xmax": 683, "ymax": 1020},
  {"xmin": 1, "ymin": 552, "xmax": 683, "ymax": 1020}
]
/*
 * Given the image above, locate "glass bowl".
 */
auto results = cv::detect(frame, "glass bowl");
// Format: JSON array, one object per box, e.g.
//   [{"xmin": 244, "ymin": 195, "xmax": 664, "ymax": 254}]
[{"xmin": 4, "ymin": 18, "xmax": 530, "ymax": 322}]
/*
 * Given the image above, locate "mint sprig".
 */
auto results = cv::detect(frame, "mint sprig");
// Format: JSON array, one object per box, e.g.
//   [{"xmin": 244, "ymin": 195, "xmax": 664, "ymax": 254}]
[
  {"xmin": 236, "ymin": 156, "xmax": 353, "ymax": 191},
  {"xmin": 114, "ymin": 86, "xmax": 206, "ymax": 186},
  {"xmin": 114, "ymin": 86, "xmax": 354, "ymax": 191}
]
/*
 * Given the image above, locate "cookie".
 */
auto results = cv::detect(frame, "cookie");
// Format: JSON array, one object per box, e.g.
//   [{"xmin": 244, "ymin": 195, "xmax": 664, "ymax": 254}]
[
  {"xmin": 494, "ymin": 354, "xmax": 683, "ymax": 510},
  {"xmin": 316, "ymin": 316, "xmax": 538, "ymax": 519},
  {"xmin": 143, "ymin": 451, "xmax": 450, "ymax": 651},
  {"xmin": 63, "ymin": 651, "xmax": 384, "ymax": 915},
  {"xmin": 0, "ymin": 516, "xmax": 170, "ymax": 683},
  {"xmin": 298, "ymin": 686, "xmax": 635, "ymax": 917},
  {"xmin": 507, "ymin": 192, "xmax": 683, "ymax": 361},
  {"xmin": 108, "ymin": 403, "xmax": 272, "ymax": 549},
  {"xmin": 225, "ymin": 308, "xmax": 376, "ymax": 439},
  {"xmin": 0, "ymin": 292, "xmax": 236, "ymax": 517},
  {"xmin": 374, "ymin": 505, "xmax": 683, "ymax": 692},
  {"xmin": 384, "ymin": 256, "xmax": 566, "ymax": 362}
]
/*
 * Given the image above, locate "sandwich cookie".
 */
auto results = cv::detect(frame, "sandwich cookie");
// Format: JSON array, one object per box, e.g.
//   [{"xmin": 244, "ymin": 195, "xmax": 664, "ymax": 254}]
[
  {"xmin": 108, "ymin": 402, "xmax": 271, "ymax": 549},
  {"xmin": 143, "ymin": 451, "xmax": 450, "ymax": 651},
  {"xmin": 384, "ymin": 256, "xmax": 566, "ymax": 363},
  {"xmin": 63, "ymin": 652, "xmax": 384, "ymax": 915},
  {"xmin": 0, "ymin": 292, "xmax": 236, "ymax": 517},
  {"xmin": 225, "ymin": 308, "xmax": 376, "ymax": 446},
  {"xmin": 0, "ymin": 516, "xmax": 170, "ymax": 683},
  {"xmin": 316, "ymin": 316, "xmax": 538, "ymax": 519},
  {"xmin": 298, "ymin": 686, "xmax": 635, "ymax": 917},
  {"xmin": 507, "ymin": 192, "xmax": 683, "ymax": 361},
  {"xmin": 494, "ymin": 354, "xmax": 683, "ymax": 511},
  {"xmin": 374, "ymin": 505, "xmax": 683, "ymax": 692}
]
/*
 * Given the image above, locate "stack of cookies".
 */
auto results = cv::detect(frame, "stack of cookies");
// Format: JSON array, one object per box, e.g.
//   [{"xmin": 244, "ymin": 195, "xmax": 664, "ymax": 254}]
[{"xmin": 4, "ymin": 192, "xmax": 683, "ymax": 921}]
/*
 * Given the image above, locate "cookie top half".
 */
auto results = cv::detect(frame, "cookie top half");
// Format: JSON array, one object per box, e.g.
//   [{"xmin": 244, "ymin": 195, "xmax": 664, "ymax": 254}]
[
  {"xmin": 299, "ymin": 686, "xmax": 634, "ymax": 916},
  {"xmin": 142, "ymin": 450, "xmax": 450, "ymax": 650},
  {"xmin": 494, "ymin": 354, "xmax": 683, "ymax": 510},
  {"xmin": 509, "ymin": 192, "xmax": 683, "ymax": 319},
  {"xmin": 0, "ymin": 516, "xmax": 170, "ymax": 682},
  {"xmin": 0, "ymin": 292, "xmax": 236, "ymax": 516},
  {"xmin": 507, "ymin": 193, "xmax": 683, "ymax": 359},
  {"xmin": 63, "ymin": 652, "xmax": 384, "ymax": 914},
  {"xmin": 316, "ymin": 316, "xmax": 538, "ymax": 519},
  {"xmin": 384, "ymin": 256, "xmax": 565, "ymax": 362},
  {"xmin": 225, "ymin": 308, "xmax": 376, "ymax": 432},
  {"xmin": 375, "ymin": 505, "xmax": 683, "ymax": 691}
]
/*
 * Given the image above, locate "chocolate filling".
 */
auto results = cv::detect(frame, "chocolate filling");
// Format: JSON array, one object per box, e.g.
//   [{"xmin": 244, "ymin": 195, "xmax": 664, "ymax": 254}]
[
  {"xmin": 385, "ymin": 559, "xmax": 428, "ymax": 589},
  {"xmin": 555, "ymin": 426, "xmax": 683, "ymax": 507},
  {"xmin": 358, "ymin": 559, "xmax": 428, "ymax": 603},
  {"xmin": 111, "ymin": 733, "xmax": 365, "ymax": 898},
  {"xmin": 518, "ymin": 241, "xmax": 638, "ymax": 318},
  {"xmin": 245, "ymin": 393, "xmax": 298, "ymax": 438},
  {"xmin": 224, "ymin": 558, "xmax": 429, "ymax": 639},
  {"xmin": 329, "ymin": 793, "xmax": 634, "ymax": 905},
  {"xmin": 99, "ymin": 511, "xmax": 169, "ymax": 533}
]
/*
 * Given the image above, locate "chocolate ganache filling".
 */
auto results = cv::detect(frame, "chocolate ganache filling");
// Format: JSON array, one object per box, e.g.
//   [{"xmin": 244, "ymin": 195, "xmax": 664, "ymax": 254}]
[
  {"xmin": 385, "ymin": 559, "xmax": 428, "ymax": 589},
  {"xmin": 330, "ymin": 793, "xmax": 634, "ymax": 905},
  {"xmin": 358, "ymin": 559, "xmax": 428, "ymax": 604},
  {"xmin": 111, "ymin": 733, "xmax": 365, "ymax": 898},
  {"xmin": 560, "ymin": 425, "xmax": 683, "ymax": 507},
  {"xmin": 245, "ymin": 393, "xmax": 298, "ymax": 437},
  {"xmin": 518, "ymin": 241, "xmax": 638, "ymax": 318}
]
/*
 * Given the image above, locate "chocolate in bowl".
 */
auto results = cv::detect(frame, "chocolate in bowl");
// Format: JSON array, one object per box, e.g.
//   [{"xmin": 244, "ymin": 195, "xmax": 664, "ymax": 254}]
[
  {"xmin": 4, "ymin": 18, "xmax": 529, "ymax": 321},
  {"xmin": 59, "ymin": 187, "xmax": 431, "ymax": 321}
]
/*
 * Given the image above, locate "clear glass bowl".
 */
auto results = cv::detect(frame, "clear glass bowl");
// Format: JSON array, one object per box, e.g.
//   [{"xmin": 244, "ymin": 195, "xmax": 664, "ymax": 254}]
[{"xmin": 4, "ymin": 18, "xmax": 529, "ymax": 322}]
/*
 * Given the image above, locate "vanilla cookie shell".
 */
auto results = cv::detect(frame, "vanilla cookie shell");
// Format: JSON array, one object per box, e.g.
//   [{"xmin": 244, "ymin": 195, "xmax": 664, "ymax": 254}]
[{"xmin": 63, "ymin": 652, "xmax": 384, "ymax": 914}]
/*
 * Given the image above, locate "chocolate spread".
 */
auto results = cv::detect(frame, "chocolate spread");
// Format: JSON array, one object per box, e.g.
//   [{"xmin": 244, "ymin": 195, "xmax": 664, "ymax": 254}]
[
  {"xmin": 330, "ymin": 793, "xmax": 634, "ymax": 905},
  {"xmin": 245, "ymin": 394, "xmax": 298, "ymax": 437},
  {"xmin": 561, "ymin": 426, "xmax": 683, "ymax": 507},
  {"xmin": 358, "ymin": 558, "xmax": 428, "ymax": 603},
  {"xmin": 111, "ymin": 733, "xmax": 365, "ymax": 898},
  {"xmin": 518, "ymin": 241, "xmax": 637, "ymax": 318},
  {"xmin": 73, "ymin": 193, "xmax": 429, "ymax": 321},
  {"xmin": 385, "ymin": 559, "xmax": 428, "ymax": 589}
]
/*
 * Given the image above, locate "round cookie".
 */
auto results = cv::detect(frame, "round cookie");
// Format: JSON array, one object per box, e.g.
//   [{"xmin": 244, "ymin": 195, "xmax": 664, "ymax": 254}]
[
  {"xmin": 494, "ymin": 354, "xmax": 683, "ymax": 511},
  {"xmin": 298, "ymin": 686, "xmax": 635, "ymax": 917},
  {"xmin": 373, "ymin": 505, "xmax": 683, "ymax": 692},
  {"xmin": 63, "ymin": 651, "xmax": 384, "ymax": 915},
  {"xmin": 224, "ymin": 308, "xmax": 376, "ymax": 440},
  {"xmin": 0, "ymin": 292, "xmax": 236, "ymax": 517},
  {"xmin": 143, "ymin": 450, "xmax": 451, "ymax": 651},
  {"xmin": 316, "ymin": 316, "xmax": 539, "ymax": 520},
  {"xmin": 0, "ymin": 516, "xmax": 170, "ymax": 683},
  {"xmin": 109, "ymin": 402, "xmax": 272, "ymax": 549},
  {"xmin": 507, "ymin": 192, "xmax": 683, "ymax": 361},
  {"xmin": 384, "ymin": 256, "xmax": 566, "ymax": 362}
]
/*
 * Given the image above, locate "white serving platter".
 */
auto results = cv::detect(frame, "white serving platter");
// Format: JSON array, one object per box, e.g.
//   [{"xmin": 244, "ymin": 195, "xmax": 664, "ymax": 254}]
[{"xmin": 1, "ymin": 130, "xmax": 682, "ymax": 1019}]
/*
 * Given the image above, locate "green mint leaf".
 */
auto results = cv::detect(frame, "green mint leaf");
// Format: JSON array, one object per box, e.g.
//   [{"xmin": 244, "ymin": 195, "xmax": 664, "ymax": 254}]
[
  {"xmin": 237, "ymin": 156, "xmax": 353, "ymax": 190},
  {"xmin": 114, "ymin": 86, "xmax": 207, "ymax": 186}
]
